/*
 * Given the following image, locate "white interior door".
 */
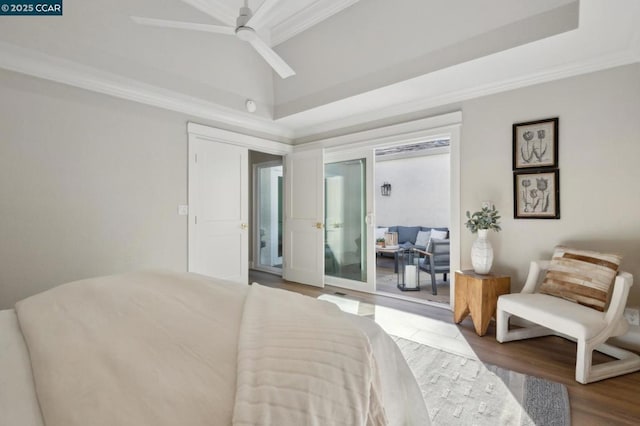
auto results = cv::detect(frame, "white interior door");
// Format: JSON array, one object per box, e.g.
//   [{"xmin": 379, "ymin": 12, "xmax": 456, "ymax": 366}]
[
  {"xmin": 188, "ymin": 137, "xmax": 248, "ymax": 283},
  {"xmin": 283, "ymin": 148, "xmax": 324, "ymax": 287}
]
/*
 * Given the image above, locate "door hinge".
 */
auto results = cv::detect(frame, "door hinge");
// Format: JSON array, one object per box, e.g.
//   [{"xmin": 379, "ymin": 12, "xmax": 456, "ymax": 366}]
[
  {"xmin": 194, "ymin": 153, "xmax": 198, "ymax": 163},
  {"xmin": 195, "ymin": 216, "xmax": 198, "ymax": 225}
]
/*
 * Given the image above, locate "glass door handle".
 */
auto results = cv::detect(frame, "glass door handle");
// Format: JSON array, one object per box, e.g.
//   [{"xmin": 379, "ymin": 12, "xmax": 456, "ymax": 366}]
[{"xmin": 365, "ymin": 213, "xmax": 374, "ymax": 225}]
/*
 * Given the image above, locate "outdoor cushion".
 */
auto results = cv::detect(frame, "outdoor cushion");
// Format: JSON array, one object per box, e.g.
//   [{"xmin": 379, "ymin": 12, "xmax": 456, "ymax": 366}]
[
  {"xmin": 539, "ymin": 246, "xmax": 621, "ymax": 311},
  {"xmin": 415, "ymin": 231, "xmax": 431, "ymax": 248},
  {"xmin": 425, "ymin": 238, "xmax": 450, "ymax": 259},
  {"xmin": 396, "ymin": 226, "xmax": 420, "ymax": 244},
  {"xmin": 430, "ymin": 229, "xmax": 448, "ymax": 240}
]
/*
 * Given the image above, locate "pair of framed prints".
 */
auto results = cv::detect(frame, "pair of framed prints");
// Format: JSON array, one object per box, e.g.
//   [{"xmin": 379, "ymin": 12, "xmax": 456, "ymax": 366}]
[{"xmin": 512, "ymin": 117, "xmax": 559, "ymax": 219}]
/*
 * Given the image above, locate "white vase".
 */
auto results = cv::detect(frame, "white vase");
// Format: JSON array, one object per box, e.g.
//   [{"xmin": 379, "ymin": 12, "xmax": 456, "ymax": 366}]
[{"xmin": 471, "ymin": 229, "xmax": 493, "ymax": 274}]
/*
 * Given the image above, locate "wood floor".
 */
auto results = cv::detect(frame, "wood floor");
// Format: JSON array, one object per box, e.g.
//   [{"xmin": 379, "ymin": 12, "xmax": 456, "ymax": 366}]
[{"xmin": 250, "ymin": 270, "xmax": 640, "ymax": 425}]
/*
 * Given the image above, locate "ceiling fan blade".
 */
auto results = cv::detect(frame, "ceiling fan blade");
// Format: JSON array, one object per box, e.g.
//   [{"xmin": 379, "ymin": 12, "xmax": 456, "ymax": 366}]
[
  {"xmin": 246, "ymin": 0, "xmax": 282, "ymax": 28},
  {"xmin": 131, "ymin": 16, "xmax": 235, "ymax": 35},
  {"xmin": 248, "ymin": 35, "xmax": 295, "ymax": 79},
  {"xmin": 179, "ymin": 0, "xmax": 236, "ymax": 27}
]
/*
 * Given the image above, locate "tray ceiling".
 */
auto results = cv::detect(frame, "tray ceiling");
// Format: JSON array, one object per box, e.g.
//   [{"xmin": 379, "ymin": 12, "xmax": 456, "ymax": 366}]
[{"xmin": 0, "ymin": 0, "xmax": 638, "ymax": 141}]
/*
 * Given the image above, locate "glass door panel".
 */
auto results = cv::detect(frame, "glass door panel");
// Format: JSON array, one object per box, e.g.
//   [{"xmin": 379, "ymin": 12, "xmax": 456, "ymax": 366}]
[{"xmin": 325, "ymin": 159, "xmax": 367, "ymax": 282}]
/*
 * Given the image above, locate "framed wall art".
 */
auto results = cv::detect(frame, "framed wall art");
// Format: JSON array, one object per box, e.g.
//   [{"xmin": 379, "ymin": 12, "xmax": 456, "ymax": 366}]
[
  {"xmin": 513, "ymin": 169, "xmax": 560, "ymax": 219},
  {"xmin": 512, "ymin": 117, "xmax": 558, "ymax": 169}
]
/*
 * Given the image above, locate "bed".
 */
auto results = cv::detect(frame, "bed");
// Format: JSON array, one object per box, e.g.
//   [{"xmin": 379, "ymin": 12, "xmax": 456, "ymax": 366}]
[{"xmin": 0, "ymin": 270, "xmax": 429, "ymax": 426}]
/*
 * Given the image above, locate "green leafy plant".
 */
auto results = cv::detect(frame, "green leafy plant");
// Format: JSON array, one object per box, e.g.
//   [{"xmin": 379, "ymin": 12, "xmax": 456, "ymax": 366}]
[{"xmin": 465, "ymin": 205, "xmax": 501, "ymax": 233}]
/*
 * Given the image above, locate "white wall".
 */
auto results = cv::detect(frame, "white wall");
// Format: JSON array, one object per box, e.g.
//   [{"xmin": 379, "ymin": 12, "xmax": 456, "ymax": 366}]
[
  {"xmin": 0, "ymin": 70, "xmax": 189, "ymax": 309},
  {"xmin": 2, "ymin": 58, "xmax": 638, "ymax": 312},
  {"xmin": 375, "ymin": 153, "xmax": 450, "ymax": 227},
  {"xmin": 460, "ymin": 63, "xmax": 640, "ymax": 304}
]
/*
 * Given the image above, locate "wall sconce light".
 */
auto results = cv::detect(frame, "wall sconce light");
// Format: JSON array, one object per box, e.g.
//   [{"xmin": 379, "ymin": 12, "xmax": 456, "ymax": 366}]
[{"xmin": 381, "ymin": 182, "xmax": 391, "ymax": 196}]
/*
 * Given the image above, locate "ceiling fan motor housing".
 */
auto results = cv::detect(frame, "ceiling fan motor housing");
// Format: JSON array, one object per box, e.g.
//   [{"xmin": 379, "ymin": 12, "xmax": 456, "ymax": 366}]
[
  {"xmin": 235, "ymin": 6, "xmax": 255, "ymax": 41},
  {"xmin": 236, "ymin": 6, "xmax": 252, "ymax": 28}
]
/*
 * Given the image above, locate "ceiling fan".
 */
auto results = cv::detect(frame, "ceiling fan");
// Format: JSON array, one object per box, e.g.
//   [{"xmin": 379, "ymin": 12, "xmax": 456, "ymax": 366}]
[{"xmin": 131, "ymin": 0, "xmax": 295, "ymax": 79}]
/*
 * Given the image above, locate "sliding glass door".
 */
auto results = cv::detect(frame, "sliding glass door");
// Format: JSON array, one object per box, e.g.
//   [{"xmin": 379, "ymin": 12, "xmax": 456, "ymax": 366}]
[{"xmin": 324, "ymin": 150, "xmax": 374, "ymax": 292}]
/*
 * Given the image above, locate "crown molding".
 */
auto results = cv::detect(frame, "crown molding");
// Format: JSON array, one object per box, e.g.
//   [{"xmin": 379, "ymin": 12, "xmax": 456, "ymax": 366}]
[
  {"xmin": 271, "ymin": 0, "xmax": 360, "ymax": 46},
  {"xmin": 1, "ymin": 39, "xmax": 637, "ymax": 147},
  {"xmin": 0, "ymin": 42, "xmax": 294, "ymax": 141}
]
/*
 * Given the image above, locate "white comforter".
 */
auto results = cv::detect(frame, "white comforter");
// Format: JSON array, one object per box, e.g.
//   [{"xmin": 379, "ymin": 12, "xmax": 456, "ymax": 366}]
[{"xmin": 5, "ymin": 271, "xmax": 428, "ymax": 426}]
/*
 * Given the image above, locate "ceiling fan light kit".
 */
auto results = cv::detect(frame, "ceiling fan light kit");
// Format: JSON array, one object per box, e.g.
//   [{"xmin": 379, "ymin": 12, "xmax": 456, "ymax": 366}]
[
  {"xmin": 132, "ymin": 0, "xmax": 295, "ymax": 79},
  {"xmin": 235, "ymin": 26, "xmax": 256, "ymax": 42}
]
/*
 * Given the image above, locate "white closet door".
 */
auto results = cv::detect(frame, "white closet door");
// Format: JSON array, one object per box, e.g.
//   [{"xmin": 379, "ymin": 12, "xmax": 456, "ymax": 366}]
[
  {"xmin": 283, "ymin": 148, "xmax": 324, "ymax": 287},
  {"xmin": 188, "ymin": 137, "xmax": 248, "ymax": 284}
]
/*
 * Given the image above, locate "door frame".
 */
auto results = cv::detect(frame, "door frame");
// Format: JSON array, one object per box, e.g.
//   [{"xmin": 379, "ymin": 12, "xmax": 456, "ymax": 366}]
[
  {"xmin": 304, "ymin": 112, "xmax": 462, "ymax": 311},
  {"xmin": 186, "ymin": 111, "xmax": 461, "ymax": 310},
  {"xmin": 252, "ymin": 159, "xmax": 284, "ymax": 275},
  {"xmin": 187, "ymin": 122, "xmax": 292, "ymax": 280}
]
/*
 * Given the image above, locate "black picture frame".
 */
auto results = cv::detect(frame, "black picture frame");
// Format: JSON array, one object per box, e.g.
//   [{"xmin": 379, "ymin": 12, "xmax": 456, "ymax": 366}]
[
  {"xmin": 512, "ymin": 117, "xmax": 558, "ymax": 170},
  {"xmin": 513, "ymin": 169, "xmax": 560, "ymax": 219}
]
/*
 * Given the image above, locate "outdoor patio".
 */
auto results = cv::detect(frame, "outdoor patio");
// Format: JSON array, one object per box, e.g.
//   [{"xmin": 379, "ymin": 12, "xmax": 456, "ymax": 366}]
[{"xmin": 375, "ymin": 254, "xmax": 450, "ymax": 304}]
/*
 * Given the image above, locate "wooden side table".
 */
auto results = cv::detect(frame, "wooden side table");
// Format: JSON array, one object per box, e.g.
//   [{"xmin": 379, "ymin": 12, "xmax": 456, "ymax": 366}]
[{"xmin": 454, "ymin": 270, "xmax": 510, "ymax": 336}]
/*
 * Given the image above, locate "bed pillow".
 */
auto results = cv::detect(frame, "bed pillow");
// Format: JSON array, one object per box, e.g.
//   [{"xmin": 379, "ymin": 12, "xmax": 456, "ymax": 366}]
[
  {"xmin": 375, "ymin": 227, "xmax": 389, "ymax": 240},
  {"xmin": 539, "ymin": 246, "xmax": 622, "ymax": 311},
  {"xmin": 430, "ymin": 229, "xmax": 448, "ymax": 240},
  {"xmin": 414, "ymin": 231, "xmax": 431, "ymax": 248}
]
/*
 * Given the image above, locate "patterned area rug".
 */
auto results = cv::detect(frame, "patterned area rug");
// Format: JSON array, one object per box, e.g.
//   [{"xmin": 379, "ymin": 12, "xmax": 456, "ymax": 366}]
[{"xmin": 393, "ymin": 337, "xmax": 571, "ymax": 426}]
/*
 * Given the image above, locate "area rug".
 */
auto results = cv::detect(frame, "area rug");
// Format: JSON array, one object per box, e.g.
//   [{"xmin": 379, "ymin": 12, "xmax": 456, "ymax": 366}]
[{"xmin": 393, "ymin": 337, "xmax": 571, "ymax": 426}]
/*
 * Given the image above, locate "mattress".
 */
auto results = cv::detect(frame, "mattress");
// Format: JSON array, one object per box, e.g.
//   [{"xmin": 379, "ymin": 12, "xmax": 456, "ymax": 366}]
[{"xmin": 0, "ymin": 309, "xmax": 44, "ymax": 426}]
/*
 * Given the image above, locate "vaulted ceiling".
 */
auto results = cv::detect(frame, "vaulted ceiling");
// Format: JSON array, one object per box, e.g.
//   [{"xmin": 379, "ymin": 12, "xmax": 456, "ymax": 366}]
[{"xmin": 0, "ymin": 0, "xmax": 638, "ymax": 141}]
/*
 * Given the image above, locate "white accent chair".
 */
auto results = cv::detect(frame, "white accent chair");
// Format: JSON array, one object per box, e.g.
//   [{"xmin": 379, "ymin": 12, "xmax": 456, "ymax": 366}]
[{"xmin": 496, "ymin": 260, "xmax": 640, "ymax": 384}]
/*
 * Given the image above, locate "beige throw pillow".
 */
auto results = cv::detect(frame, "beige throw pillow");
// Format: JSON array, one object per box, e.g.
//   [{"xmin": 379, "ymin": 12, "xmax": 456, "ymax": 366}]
[{"xmin": 539, "ymin": 246, "xmax": 622, "ymax": 311}]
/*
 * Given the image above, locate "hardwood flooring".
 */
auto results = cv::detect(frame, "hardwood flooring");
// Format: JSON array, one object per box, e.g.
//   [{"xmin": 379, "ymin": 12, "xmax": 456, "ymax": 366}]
[{"xmin": 250, "ymin": 270, "xmax": 640, "ymax": 425}]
